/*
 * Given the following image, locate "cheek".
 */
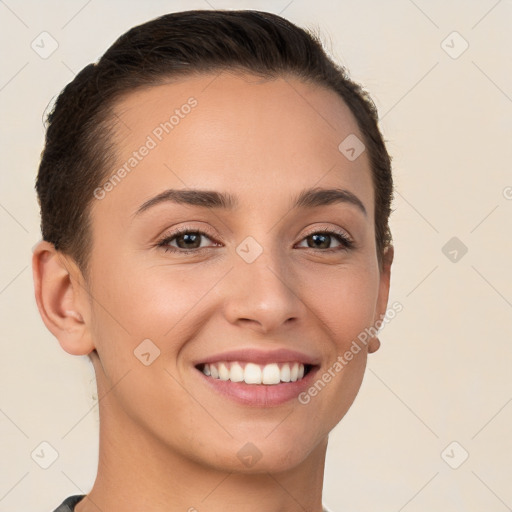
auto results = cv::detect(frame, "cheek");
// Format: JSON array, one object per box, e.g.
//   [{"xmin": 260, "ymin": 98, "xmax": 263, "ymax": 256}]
[
  {"xmin": 125, "ymin": 265, "xmax": 227, "ymax": 337},
  {"xmin": 91, "ymin": 249, "xmax": 190, "ymax": 328},
  {"xmin": 89, "ymin": 257, "xmax": 227, "ymax": 359},
  {"xmin": 298, "ymin": 265, "xmax": 377, "ymax": 407},
  {"xmin": 300, "ymin": 263, "xmax": 379, "ymax": 348}
]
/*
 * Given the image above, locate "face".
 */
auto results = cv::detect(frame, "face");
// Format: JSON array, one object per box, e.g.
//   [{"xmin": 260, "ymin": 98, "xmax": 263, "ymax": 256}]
[{"xmin": 80, "ymin": 71, "xmax": 391, "ymax": 473}]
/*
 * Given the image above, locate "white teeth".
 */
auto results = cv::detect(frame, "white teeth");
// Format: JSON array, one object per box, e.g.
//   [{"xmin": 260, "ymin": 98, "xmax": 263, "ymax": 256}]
[
  {"xmin": 280, "ymin": 363, "xmax": 291, "ymax": 382},
  {"xmin": 244, "ymin": 363, "xmax": 262, "ymax": 384},
  {"xmin": 262, "ymin": 363, "xmax": 280, "ymax": 385},
  {"xmin": 229, "ymin": 362, "xmax": 244, "ymax": 382},
  {"xmin": 218, "ymin": 362, "xmax": 230, "ymax": 381},
  {"xmin": 290, "ymin": 363, "xmax": 298, "ymax": 382},
  {"xmin": 200, "ymin": 361, "xmax": 308, "ymax": 385}
]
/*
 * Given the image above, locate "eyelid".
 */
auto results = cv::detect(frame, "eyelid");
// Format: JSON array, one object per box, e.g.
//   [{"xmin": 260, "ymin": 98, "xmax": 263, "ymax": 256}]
[
  {"xmin": 157, "ymin": 222, "xmax": 220, "ymax": 241},
  {"xmin": 300, "ymin": 225, "xmax": 353, "ymax": 243}
]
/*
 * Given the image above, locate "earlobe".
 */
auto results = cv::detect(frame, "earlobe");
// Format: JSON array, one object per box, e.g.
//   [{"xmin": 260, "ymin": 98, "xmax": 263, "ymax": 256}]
[
  {"xmin": 368, "ymin": 336, "xmax": 381, "ymax": 354},
  {"xmin": 32, "ymin": 240, "xmax": 94, "ymax": 356}
]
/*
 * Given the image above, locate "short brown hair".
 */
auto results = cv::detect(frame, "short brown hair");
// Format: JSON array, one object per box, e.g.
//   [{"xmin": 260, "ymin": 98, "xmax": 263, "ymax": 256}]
[{"xmin": 35, "ymin": 9, "xmax": 393, "ymax": 276}]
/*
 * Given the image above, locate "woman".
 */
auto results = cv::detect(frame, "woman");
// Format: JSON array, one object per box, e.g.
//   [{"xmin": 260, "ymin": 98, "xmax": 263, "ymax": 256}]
[{"xmin": 32, "ymin": 9, "xmax": 394, "ymax": 512}]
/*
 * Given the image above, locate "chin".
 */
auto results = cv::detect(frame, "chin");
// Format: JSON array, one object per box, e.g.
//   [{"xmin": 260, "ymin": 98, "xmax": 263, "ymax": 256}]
[{"xmin": 191, "ymin": 431, "xmax": 321, "ymax": 475}]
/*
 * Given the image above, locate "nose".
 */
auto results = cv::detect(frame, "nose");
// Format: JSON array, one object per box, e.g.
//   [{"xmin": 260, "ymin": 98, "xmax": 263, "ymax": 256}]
[{"xmin": 221, "ymin": 246, "xmax": 306, "ymax": 334}]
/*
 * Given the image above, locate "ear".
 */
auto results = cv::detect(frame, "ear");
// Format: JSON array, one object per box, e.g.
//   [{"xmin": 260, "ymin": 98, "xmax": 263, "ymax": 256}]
[
  {"xmin": 368, "ymin": 245, "xmax": 394, "ymax": 354},
  {"xmin": 32, "ymin": 240, "xmax": 95, "ymax": 356}
]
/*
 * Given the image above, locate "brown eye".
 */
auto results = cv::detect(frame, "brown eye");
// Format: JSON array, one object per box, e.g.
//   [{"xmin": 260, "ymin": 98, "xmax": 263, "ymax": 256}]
[
  {"xmin": 174, "ymin": 232, "xmax": 203, "ymax": 249},
  {"xmin": 307, "ymin": 233, "xmax": 332, "ymax": 249},
  {"xmin": 297, "ymin": 229, "xmax": 354, "ymax": 251},
  {"xmin": 158, "ymin": 228, "xmax": 219, "ymax": 254}
]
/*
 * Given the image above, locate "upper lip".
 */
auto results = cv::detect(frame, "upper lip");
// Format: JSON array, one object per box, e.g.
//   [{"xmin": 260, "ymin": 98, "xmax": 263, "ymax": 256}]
[{"xmin": 194, "ymin": 348, "xmax": 321, "ymax": 367}]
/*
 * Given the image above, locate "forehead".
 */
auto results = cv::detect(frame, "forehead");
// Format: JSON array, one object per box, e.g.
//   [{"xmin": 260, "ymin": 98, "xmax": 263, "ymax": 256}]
[{"xmin": 98, "ymin": 71, "xmax": 374, "ymax": 221}]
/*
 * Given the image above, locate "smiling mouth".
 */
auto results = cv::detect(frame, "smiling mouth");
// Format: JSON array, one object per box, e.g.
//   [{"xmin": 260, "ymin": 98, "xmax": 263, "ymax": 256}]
[{"xmin": 195, "ymin": 361, "xmax": 315, "ymax": 385}]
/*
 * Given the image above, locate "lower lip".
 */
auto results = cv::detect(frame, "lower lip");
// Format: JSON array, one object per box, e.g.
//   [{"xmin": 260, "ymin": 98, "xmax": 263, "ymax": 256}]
[{"xmin": 195, "ymin": 365, "xmax": 320, "ymax": 407}]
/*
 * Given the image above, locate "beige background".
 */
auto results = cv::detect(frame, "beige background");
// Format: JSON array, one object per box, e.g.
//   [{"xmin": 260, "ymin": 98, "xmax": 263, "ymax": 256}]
[{"xmin": 1, "ymin": 0, "xmax": 511, "ymax": 511}]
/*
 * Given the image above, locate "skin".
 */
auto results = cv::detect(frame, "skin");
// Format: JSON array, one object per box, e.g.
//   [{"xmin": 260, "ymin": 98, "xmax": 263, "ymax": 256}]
[{"xmin": 33, "ymin": 71, "xmax": 393, "ymax": 512}]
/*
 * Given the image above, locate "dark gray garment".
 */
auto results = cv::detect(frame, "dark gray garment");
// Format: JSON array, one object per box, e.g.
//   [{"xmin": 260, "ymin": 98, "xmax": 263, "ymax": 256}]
[{"xmin": 52, "ymin": 495, "xmax": 85, "ymax": 511}]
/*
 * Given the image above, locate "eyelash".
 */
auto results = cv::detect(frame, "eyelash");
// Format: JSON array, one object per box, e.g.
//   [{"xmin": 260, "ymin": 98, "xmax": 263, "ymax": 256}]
[{"xmin": 156, "ymin": 226, "xmax": 354, "ymax": 255}]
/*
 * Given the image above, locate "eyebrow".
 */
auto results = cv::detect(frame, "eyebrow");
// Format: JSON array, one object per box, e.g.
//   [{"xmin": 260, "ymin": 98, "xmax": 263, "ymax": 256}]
[{"xmin": 134, "ymin": 186, "xmax": 367, "ymax": 217}]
